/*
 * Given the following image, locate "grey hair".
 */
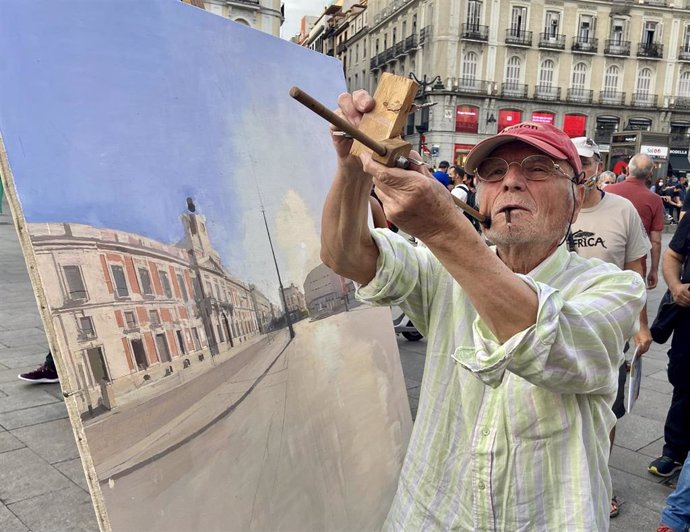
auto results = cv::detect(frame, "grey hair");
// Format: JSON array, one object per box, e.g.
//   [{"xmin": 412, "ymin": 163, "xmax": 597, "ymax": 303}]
[
  {"xmin": 597, "ymin": 171, "xmax": 616, "ymax": 186},
  {"xmin": 628, "ymin": 154, "xmax": 654, "ymax": 180}
]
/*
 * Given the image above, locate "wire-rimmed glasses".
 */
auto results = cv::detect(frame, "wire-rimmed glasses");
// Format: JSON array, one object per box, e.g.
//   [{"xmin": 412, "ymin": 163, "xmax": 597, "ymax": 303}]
[{"xmin": 475, "ymin": 155, "xmax": 573, "ymax": 183}]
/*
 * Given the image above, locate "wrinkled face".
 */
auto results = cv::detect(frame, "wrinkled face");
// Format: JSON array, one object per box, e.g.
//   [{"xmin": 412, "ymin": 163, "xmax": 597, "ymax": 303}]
[
  {"xmin": 580, "ymin": 156, "xmax": 604, "ymax": 190},
  {"xmin": 477, "ymin": 142, "xmax": 583, "ymax": 248}
]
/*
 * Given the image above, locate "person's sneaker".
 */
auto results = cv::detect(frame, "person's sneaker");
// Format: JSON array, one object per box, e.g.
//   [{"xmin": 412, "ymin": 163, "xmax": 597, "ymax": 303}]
[
  {"xmin": 649, "ymin": 456, "xmax": 683, "ymax": 477},
  {"xmin": 17, "ymin": 363, "xmax": 59, "ymax": 384}
]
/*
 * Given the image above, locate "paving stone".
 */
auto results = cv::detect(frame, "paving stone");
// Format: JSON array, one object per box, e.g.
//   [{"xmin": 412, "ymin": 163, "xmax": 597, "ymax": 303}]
[
  {"xmin": 638, "ymin": 438, "xmax": 667, "ymax": 460},
  {"xmin": 11, "ymin": 418, "xmax": 80, "ymax": 464},
  {"xmin": 640, "ymin": 376, "xmax": 673, "ymax": 395},
  {"xmin": 616, "ymin": 412, "xmax": 666, "ymax": 452},
  {"xmin": 0, "ymin": 503, "xmax": 28, "ymax": 532},
  {"xmin": 0, "ymin": 389, "xmax": 59, "ymax": 415},
  {"xmin": 8, "ymin": 485, "xmax": 98, "ymax": 532},
  {"xmin": 0, "ymin": 402, "xmax": 68, "ymax": 430},
  {"xmin": 609, "ymin": 499, "xmax": 664, "ymax": 531},
  {"xmin": 0, "ymin": 431, "xmax": 26, "ymax": 454},
  {"xmin": 0, "ymin": 346, "xmax": 49, "ymax": 369},
  {"xmin": 0, "ymin": 448, "xmax": 72, "ymax": 504},
  {"xmin": 54, "ymin": 458, "xmax": 91, "ymax": 492},
  {"xmin": 629, "ymin": 388, "xmax": 672, "ymax": 421},
  {"xmin": 610, "ymin": 466, "xmax": 671, "ymax": 514},
  {"xmin": 611, "ymin": 445, "xmax": 664, "ymax": 483},
  {"xmin": 0, "ymin": 329, "xmax": 49, "ymax": 349}
]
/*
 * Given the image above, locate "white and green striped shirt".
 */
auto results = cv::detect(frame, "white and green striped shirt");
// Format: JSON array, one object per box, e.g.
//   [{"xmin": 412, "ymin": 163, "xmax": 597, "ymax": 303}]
[{"xmin": 357, "ymin": 229, "xmax": 646, "ymax": 531}]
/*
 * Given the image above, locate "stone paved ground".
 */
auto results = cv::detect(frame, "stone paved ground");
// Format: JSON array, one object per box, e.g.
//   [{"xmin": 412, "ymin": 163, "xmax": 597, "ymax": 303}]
[{"xmin": 0, "ymin": 189, "xmax": 681, "ymax": 531}]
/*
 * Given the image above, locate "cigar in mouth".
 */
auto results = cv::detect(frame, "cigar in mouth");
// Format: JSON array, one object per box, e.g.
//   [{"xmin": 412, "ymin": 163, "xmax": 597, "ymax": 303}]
[{"xmin": 505, "ymin": 209, "xmax": 512, "ymax": 227}]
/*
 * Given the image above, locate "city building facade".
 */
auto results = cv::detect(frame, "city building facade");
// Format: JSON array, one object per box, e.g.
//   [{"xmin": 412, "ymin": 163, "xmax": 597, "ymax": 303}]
[
  {"xmin": 185, "ymin": 0, "xmax": 284, "ymax": 37},
  {"xmin": 307, "ymin": 0, "xmax": 690, "ymax": 175},
  {"xmin": 303, "ymin": 263, "xmax": 358, "ymax": 318},
  {"xmin": 29, "ymin": 210, "xmax": 264, "ymax": 414}
]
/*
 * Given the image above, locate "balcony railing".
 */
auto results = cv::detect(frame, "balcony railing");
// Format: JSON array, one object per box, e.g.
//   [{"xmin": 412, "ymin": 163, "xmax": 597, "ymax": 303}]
[
  {"xmin": 505, "ymin": 28, "xmax": 532, "ymax": 47},
  {"xmin": 631, "ymin": 92, "xmax": 658, "ymax": 107},
  {"xmin": 675, "ymin": 97, "xmax": 690, "ymax": 109},
  {"xmin": 644, "ymin": 0, "xmax": 667, "ymax": 5},
  {"xmin": 395, "ymin": 41, "xmax": 405, "ymax": 57},
  {"xmin": 370, "ymin": 57, "xmax": 379, "ymax": 70},
  {"xmin": 637, "ymin": 41, "xmax": 663, "ymax": 59},
  {"xmin": 461, "ymin": 23, "xmax": 489, "ymax": 41},
  {"xmin": 451, "ymin": 77, "xmax": 491, "ymax": 95},
  {"xmin": 501, "ymin": 82, "xmax": 528, "ymax": 98},
  {"xmin": 679, "ymin": 45, "xmax": 690, "ymax": 61},
  {"xmin": 538, "ymin": 33, "xmax": 566, "ymax": 50},
  {"xmin": 567, "ymin": 88, "xmax": 594, "ymax": 104},
  {"xmin": 599, "ymin": 90, "xmax": 626, "ymax": 106},
  {"xmin": 385, "ymin": 47, "xmax": 395, "ymax": 63},
  {"xmin": 670, "ymin": 134, "xmax": 690, "ymax": 147},
  {"xmin": 533, "ymin": 85, "xmax": 561, "ymax": 101},
  {"xmin": 404, "ymin": 34, "xmax": 418, "ymax": 51},
  {"xmin": 572, "ymin": 36, "xmax": 598, "ymax": 53},
  {"xmin": 419, "ymin": 26, "xmax": 432, "ymax": 46},
  {"xmin": 604, "ymin": 40, "xmax": 631, "ymax": 56},
  {"xmin": 336, "ymin": 42, "xmax": 347, "ymax": 55}
]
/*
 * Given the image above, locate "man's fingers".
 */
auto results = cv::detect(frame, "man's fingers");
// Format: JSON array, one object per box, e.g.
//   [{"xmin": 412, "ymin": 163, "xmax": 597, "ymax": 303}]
[
  {"xmin": 337, "ymin": 92, "xmax": 362, "ymax": 127},
  {"xmin": 352, "ymin": 89, "xmax": 375, "ymax": 114}
]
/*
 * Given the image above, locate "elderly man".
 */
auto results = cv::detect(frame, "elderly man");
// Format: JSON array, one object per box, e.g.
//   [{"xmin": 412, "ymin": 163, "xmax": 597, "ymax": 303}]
[
  {"xmin": 321, "ymin": 91, "xmax": 646, "ymax": 531},
  {"xmin": 606, "ymin": 154, "xmax": 665, "ymax": 289},
  {"xmin": 570, "ymin": 136, "xmax": 652, "ymax": 518}
]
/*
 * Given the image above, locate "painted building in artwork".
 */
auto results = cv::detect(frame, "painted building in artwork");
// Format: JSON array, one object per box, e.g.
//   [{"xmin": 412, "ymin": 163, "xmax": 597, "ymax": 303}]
[
  {"xmin": 303, "ymin": 263, "xmax": 358, "ymax": 318},
  {"xmin": 29, "ymin": 208, "xmax": 262, "ymax": 414},
  {"xmin": 250, "ymin": 284, "xmax": 276, "ymax": 333},
  {"xmin": 280, "ymin": 282, "xmax": 307, "ymax": 319}
]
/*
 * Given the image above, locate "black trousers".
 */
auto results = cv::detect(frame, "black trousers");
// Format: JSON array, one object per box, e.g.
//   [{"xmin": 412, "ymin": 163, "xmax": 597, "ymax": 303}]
[{"xmin": 664, "ymin": 322, "xmax": 690, "ymax": 463}]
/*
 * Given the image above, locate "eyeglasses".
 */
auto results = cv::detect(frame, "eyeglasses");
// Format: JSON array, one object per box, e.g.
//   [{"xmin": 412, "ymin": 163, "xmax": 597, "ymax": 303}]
[{"xmin": 475, "ymin": 155, "xmax": 573, "ymax": 183}]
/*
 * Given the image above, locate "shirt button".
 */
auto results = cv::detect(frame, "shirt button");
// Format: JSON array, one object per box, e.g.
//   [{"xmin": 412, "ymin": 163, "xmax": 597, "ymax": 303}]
[
  {"xmin": 481, "ymin": 428, "xmax": 490, "ymax": 436},
  {"xmin": 478, "ymin": 481, "xmax": 486, "ymax": 490}
]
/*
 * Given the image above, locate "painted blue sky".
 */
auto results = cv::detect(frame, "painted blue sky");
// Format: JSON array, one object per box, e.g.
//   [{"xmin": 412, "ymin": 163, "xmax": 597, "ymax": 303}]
[{"xmin": 0, "ymin": 0, "xmax": 345, "ymax": 302}]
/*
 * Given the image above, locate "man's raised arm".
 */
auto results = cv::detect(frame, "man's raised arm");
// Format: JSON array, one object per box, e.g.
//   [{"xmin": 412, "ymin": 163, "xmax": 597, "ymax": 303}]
[{"xmin": 320, "ymin": 91, "xmax": 380, "ymax": 285}]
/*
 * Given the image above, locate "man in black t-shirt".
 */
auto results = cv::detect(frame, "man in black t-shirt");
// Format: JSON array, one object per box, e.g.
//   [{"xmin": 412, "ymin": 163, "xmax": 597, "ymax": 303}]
[{"xmin": 650, "ymin": 215, "xmax": 690, "ymax": 477}]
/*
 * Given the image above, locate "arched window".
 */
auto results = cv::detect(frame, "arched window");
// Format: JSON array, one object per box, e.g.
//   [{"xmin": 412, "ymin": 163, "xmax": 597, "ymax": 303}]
[
  {"xmin": 506, "ymin": 56, "xmax": 521, "ymax": 85},
  {"xmin": 462, "ymin": 52, "xmax": 478, "ymax": 81},
  {"xmin": 571, "ymin": 62, "xmax": 587, "ymax": 90},
  {"xmin": 636, "ymin": 67, "xmax": 652, "ymax": 95},
  {"xmin": 679, "ymin": 71, "xmax": 690, "ymax": 97},
  {"xmin": 604, "ymin": 65, "xmax": 619, "ymax": 93},
  {"xmin": 539, "ymin": 59, "xmax": 555, "ymax": 87},
  {"xmin": 233, "ymin": 18, "xmax": 250, "ymax": 26}
]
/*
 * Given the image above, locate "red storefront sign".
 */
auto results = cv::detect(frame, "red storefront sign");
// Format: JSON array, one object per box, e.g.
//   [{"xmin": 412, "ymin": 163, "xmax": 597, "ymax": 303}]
[
  {"xmin": 563, "ymin": 114, "xmax": 587, "ymax": 137},
  {"xmin": 456, "ymin": 106, "xmax": 479, "ymax": 133},
  {"xmin": 531, "ymin": 111, "xmax": 555, "ymax": 125},
  {"xmin": 498, "ymin": 109, "xmax": 522, "ymax": 132}
]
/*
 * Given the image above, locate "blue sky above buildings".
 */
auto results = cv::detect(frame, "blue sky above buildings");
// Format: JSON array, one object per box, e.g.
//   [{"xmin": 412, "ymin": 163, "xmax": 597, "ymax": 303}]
[{"xmin": 0, "ymin": 0, "xmax": 344, "ymax": 300}]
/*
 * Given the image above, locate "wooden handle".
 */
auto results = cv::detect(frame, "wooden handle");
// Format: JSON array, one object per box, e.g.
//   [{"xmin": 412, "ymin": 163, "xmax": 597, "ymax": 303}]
[
  {"xmin": 451, "ymin": 195, "xmax": 489, "ymax": 226},
  {"xmin": 289, "ymin": 86, "xmax": 388, "ymax": 157}
]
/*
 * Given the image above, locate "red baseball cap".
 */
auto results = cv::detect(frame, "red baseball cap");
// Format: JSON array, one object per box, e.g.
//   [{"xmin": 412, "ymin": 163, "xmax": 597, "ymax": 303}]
[{"xmin": 465, "ymin": 122, "xmax": 583, "ymax": 177}]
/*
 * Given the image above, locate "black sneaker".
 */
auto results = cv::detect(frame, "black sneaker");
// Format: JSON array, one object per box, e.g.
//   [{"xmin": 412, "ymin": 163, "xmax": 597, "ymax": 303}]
[
  {"xmin": 649, "ymin": 456, "xmax": 683, "ymax": 477},
  {"xmin": 18, "ymin": 363, "xmax": 59, "ymax": 384}
]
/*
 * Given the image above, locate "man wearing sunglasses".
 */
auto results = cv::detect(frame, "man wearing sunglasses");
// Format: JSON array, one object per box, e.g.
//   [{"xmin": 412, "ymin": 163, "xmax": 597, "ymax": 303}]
[
  {"xmin": 321, "ymin": 91, "xmax": 646, "ymax": 531},
  {"xmin": 569, "ymin": 136, "xmax": 651, "ymax": 518}
]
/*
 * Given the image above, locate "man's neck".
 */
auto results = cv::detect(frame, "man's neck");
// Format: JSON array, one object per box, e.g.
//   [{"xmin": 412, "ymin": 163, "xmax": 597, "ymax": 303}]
[
  {"xmin": 497, "ymin": 241, "xmax": 560, "ymax": 275},
  {"xmin": 582, "ymin": 188, "xmax": 603, "ymax": 208}
]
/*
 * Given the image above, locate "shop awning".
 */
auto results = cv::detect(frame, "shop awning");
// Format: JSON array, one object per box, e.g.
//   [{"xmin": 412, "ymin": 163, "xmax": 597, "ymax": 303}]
[{"xmin": 669, "ymin": 152, "xmax": 690, "ymax": 173}]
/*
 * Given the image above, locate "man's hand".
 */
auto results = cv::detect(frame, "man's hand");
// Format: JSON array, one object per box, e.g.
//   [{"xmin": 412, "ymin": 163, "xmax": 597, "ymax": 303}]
[
  {"xmin": 360, "ymin": 152, "xmax": 473, "ymax": 243},
  {"xmin": 647, "ymin": 270, "xmax": 658, "ymax": 289},
  {"xmin": 331, "ymin": 91, "xmax": 375, "ymax": 172},
  {"xmin": 634, "ymin": 325, "xmax": 652, "ymax": 355},
  {"xmin": 671, "ymin": 283, "xmax": 690, "ymax": 307}
]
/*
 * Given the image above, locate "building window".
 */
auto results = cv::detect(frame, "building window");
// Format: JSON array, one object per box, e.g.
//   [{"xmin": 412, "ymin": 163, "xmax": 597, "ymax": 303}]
[
  {"xmin": 545, "ymin": 11, "xmax": 560, "ymax": 37},
  {"xmin": 159, "ymin": 270, "xmax": 173, "ymax": 299},
  {"xmin": 595, "ymin": 116, "xmax": 620, "ymax": 143},
  {"xmin": 531, "ymin": 112, "xmax": 555, "ymax": 125},
  {"xmin": 578, "ymin": 15, "xmax": 594, "ymax": 42},
  {"xmin": 498, "ymin": 109, "xmax": 522, "ymax": 132},
  {"xmin": 455, "ymin": 106, "xmax": 479, "ymax": 133},
  {"xmin": 79, "ymin": 316, "xmax": 95, "ymax": 338},
  {"xmin": 138, "ymin": 267, "xmax": 153, "ymax": 295},
  {"xmin": 610, "ymin": 18, "xmax": 626, "ymax": 45},
  {"xmin": 684, "ymin": 26, "xmax": 690, "ymax": 51},
  {"xmin": 510, "ymin": 6, "xmax": 527, "ymax": 35},
  {"xmin": 110, "ymin": 265, "xmax": 129, "ymax": 297},
  {"xmin": 539, "ymin": 59, "xmax": 554, "ymax": 86},
  {"xmin": 506, "ymin": 56, "xmax": 521, "ymax": 85},
  {"xmin": 149, "ymin": 309, "xmax": 161, "ymax": 326},
  {"xmin": 636, "ymin": 67, "xmax": 652, "ymax": 95},
  {"xmin": 176, "ymin": 273, "xmax": 188, "ymax": 302},
  {"xmin": 563, "ymin": 114, "xmax": 587, "ymax": 137},
  {"xmin": 604, "ymin": 65, "xmax": 620, "ymax": 93},
  {"xmin": 467, "ymin": 0, "xmax": 482, "ymax": 27},
  {"xmin": 627, "ymin": 117, "xmax": 652, "ymax": 131},
  {"xmin": 572, "ymin": 62, "xmax": 587, "ymax": 90},
  {"xmin": 124, "ymin": 311, "xmax": 136, "ymax": 329},
  {"xmin": 643, "ymin": 20, "xmax": 658, "ymax": 46},
  {"xmin": 63, "ymin": 265, "xmax": 87, "ymax": 300},
  {"xmin": 679, "ymin": 72, "xmax": 690, "ymax": 97},
  {"xmin": 461, "ymin": 52, "xmax": 478, "ymax": 81}
]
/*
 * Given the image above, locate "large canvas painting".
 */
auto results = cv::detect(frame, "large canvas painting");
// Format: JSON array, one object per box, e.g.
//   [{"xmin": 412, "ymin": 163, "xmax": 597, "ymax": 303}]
[{"xmin": 0, "ymin": 1, "xmax": 412, "ymax": 530}]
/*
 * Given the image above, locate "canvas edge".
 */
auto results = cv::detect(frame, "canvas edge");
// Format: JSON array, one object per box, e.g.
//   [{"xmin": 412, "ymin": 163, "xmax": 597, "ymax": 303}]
[{"xmin": 0, "ymin": 132, "xmax": 111, "ymax": 532}]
